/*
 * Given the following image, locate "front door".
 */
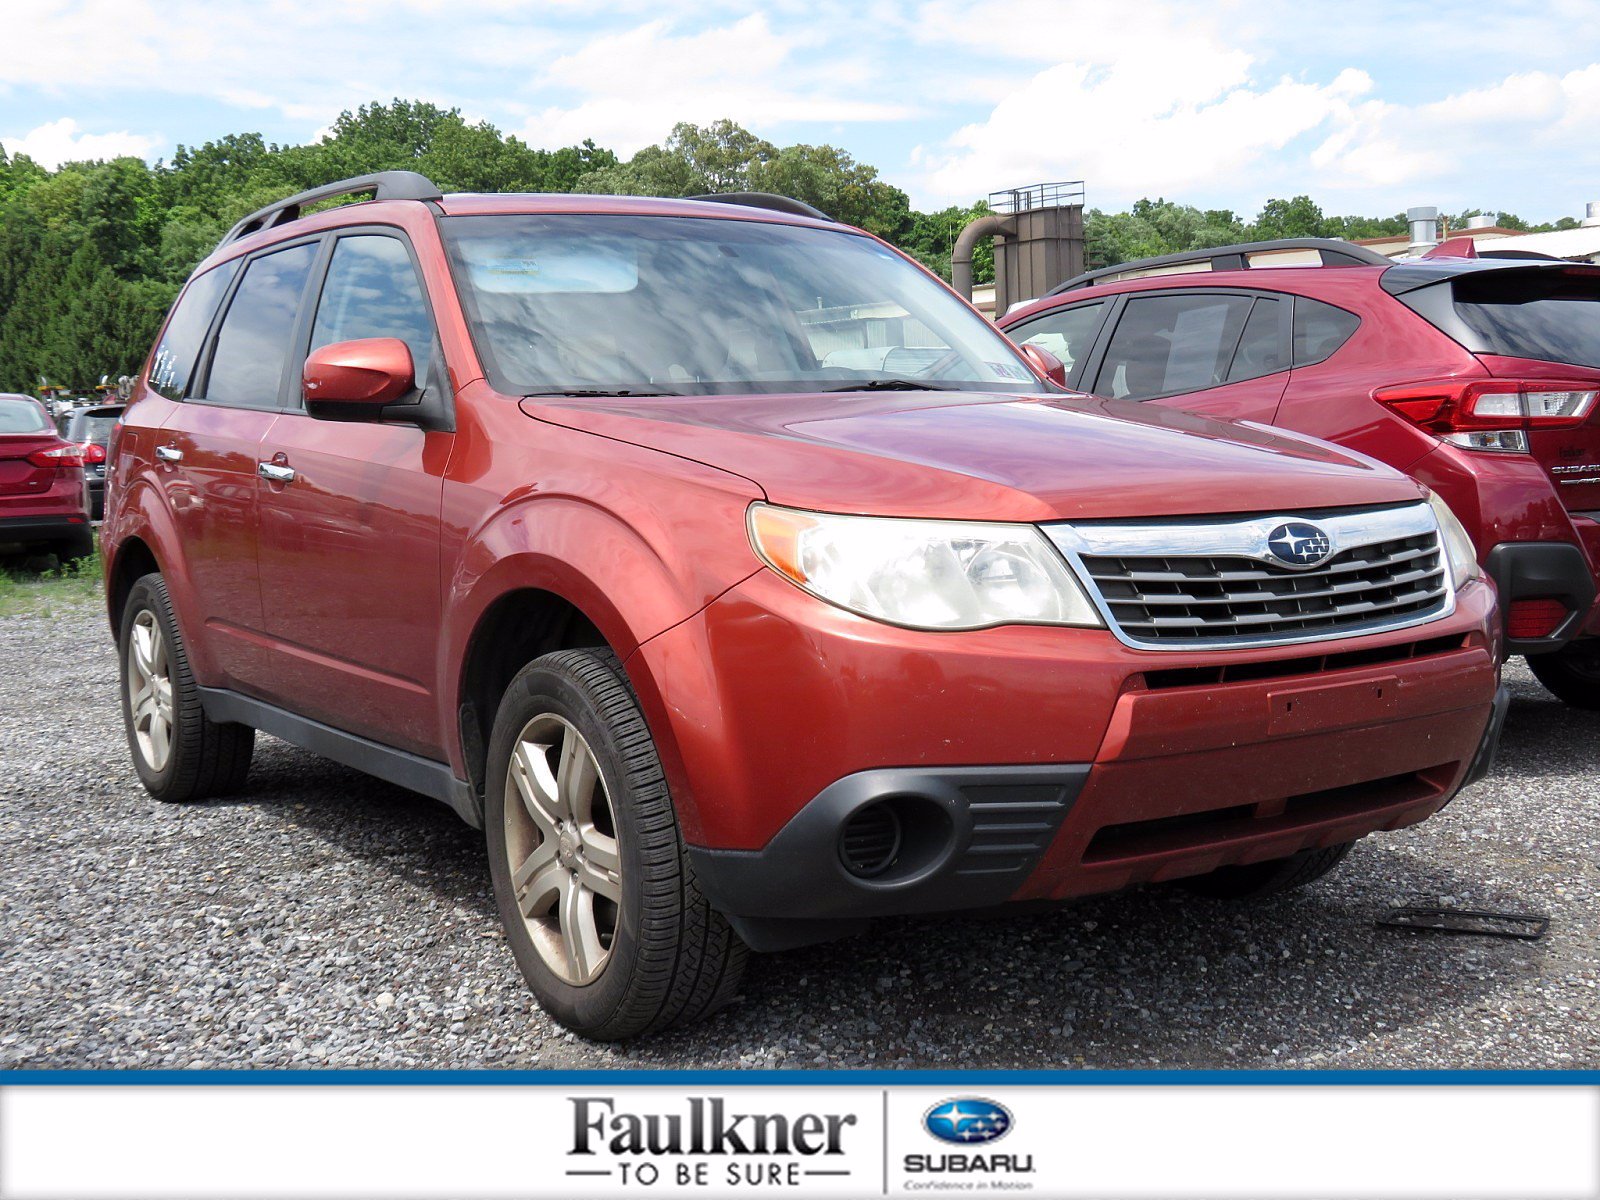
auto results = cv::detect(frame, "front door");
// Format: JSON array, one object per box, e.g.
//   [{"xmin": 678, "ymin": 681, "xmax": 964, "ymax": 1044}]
[{"xmin": 253, "ymin": 232, "xmax": 450, "ymax": 757}]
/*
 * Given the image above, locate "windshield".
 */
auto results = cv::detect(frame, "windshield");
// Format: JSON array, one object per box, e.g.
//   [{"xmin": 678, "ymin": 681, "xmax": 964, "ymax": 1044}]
[
  {"xmin": 441, "ymin": 214, "xmax": 1040, "ymax": 396},
  {"xmin": 0, "ymin": 398, "xmax": 50, "ymax": 434}
]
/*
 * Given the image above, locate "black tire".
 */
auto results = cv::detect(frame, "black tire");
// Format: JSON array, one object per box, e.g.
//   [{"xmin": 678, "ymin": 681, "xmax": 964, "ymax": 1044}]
[
  {"xmin": 1179, "ymin": 842, "xmax": 1354, "ymax": 901},
  {"xmin": 52, "ymin": 529, "xmax": 95, "ymax": 563},
  {"xmin": 1527, "ymin": 642, "xmax": 1600, "ymax": 710},
  {"xmin": 485, "ymin": 647, "xmax": 747, "ymax": 1040},
  {"xmin": 118, "ymin": 573, "xmax": 254, "ymax": 802}
]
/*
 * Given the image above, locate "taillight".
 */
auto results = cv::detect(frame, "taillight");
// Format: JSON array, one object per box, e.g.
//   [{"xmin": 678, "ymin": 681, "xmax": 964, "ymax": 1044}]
[
  {"xmin": 26, "ymin": 444, "xmax": 86, "ymax": 469},
  {"xmin": 1374, "ymin": 379, "xmax": 1599, "ymax": 452},
  {"xmin": 1507, "ymin": 598, "xmax": 1569, "ymax": 640},
  {"xmin": 81, "ymin": 442, "xmax": 107, "ymax": 464}
]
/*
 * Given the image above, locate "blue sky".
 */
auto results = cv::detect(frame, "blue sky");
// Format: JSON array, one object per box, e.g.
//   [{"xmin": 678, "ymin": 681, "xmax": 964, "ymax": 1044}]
[{"xmin": 5, "ymin": 0, "xmax": 1600, "ymax": 220}]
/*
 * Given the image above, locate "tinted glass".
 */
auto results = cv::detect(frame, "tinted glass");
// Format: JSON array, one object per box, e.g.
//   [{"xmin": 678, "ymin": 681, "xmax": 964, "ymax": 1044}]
[
  {"xmin": 204, "ymin": 243, "xmax": 318, "ymax": 409},
  {"xmin": 1452, "ymin": 270, "xmax": 1600, "ymax": 369},
  {"xmin": 1007, "ymin": 302, "xmax": 1105, "ymax": 379},
  {"xmin": 310, "ymin": 236, "xmax": 433, "ymax": 386},
  {"xmin": 149, "ymin": 260, "xmax": 240, "ymax": 401},
  {"xmin": 0, "ymin": 397, "xmax": 51, "ymax": 434},
  {"xmin": 1292, "ymin": 297, "xmax": 1360, "ymax": 367},
  {"xmin": 1227, "ymin": 297, "xmax": 1285, "ymax": 382},
  {"xmin": 68, "ymin": 413, "xmax": 123, "ymax": 445},
  {"xmin": 1097, "ymin": 293, "xmax": 1253, "ymax": 400},
  {"xmin": 442, "ymin": 214, "xmax": 1040, "ymax": 395}
]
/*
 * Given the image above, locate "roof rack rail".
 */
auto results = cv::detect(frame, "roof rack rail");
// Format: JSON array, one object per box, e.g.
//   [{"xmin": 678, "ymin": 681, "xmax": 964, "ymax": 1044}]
[
  {"xmin": 1047, "ymin": 237, "xmax": 1392, "ymax": 295},
  {"xmin": 221, "ymin": 171, "xmax": 444, "ymax": 247},
  {"xmin": 685, "ymin": 191, "xmax": 831, "ymax": 221}
]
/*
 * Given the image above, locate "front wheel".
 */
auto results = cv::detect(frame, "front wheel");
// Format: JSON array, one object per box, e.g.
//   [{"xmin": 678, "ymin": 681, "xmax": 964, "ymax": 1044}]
[
  {"xmin": 1179, "ymin": 842, "xmax": 1354, "ymax": 901},
  {"xmin": 485, "ymin": 647, "xmax": 746, "ymax": 1040},
  {"xmin": 1527, "ymin": 641, "xmax": 1600, "ymax": 710}
]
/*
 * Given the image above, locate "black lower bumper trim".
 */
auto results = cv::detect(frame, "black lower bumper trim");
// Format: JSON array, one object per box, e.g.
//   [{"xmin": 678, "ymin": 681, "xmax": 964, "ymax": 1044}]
[
  {"xmin": 688, "ymin": 764, "xmax": 1089, "ymax": 949},
  {"xmin": 1459, "ymin": 682, "xmax": 1510, "ymax": 792},
  {"xmin": 0, "ymin": 514, "xmax": 89, "ymax": 544},
  {"xmin": 1484, "ymin": 541, "xmax": 1596, "ymax": 655}
]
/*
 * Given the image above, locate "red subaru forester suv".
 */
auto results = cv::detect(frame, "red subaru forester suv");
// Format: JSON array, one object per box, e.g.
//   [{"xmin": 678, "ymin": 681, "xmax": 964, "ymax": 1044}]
[
  {"xmin": 104, "ymin": 176, "xmax": 1503, "ymax": 1039},
  {"xmin": 1001, "ymin": 237, "xmax": 1600, "ymax": 708}
]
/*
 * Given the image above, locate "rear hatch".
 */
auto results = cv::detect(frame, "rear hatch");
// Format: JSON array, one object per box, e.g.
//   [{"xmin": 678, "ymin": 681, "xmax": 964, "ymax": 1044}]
[
  {"xmin": 0, "ymin": 398, "xmax": 66, "ymax": 505},
  {"xmin": 1386, "ymin": 262, "xmax": 1600, "ymax": 514}
]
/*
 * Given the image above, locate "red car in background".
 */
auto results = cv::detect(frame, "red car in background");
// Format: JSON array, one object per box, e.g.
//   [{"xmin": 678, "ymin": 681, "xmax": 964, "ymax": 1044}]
[
  {"xmin": 0, "ymin": 392, "xmax": 94, "ymax": 561},
  {"xmin": 1001, "ymin": 238, "xmax": 1600, "ymax": 707}
]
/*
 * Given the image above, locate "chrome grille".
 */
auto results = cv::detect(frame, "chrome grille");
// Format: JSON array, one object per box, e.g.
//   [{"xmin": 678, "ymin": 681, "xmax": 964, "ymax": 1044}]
[{"xmin": 1045, "ymin": 504, "xmax": 1455, "ymax": 650}]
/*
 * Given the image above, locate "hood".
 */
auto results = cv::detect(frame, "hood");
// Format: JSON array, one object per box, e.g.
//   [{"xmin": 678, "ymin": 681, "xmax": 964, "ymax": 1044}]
[{"xmin": 522, "ymin": 390, "xmax": 1424, "ymax": 522}]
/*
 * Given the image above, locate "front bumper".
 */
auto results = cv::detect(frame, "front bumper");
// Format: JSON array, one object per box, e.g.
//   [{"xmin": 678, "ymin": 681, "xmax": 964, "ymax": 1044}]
[{"xmin": 634, "ymin": 571, "xmax": 1501, "ymax": 949}]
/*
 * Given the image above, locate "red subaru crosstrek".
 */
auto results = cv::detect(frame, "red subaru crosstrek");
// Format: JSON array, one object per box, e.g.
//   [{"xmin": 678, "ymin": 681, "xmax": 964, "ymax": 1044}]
[
  {"xmin": 104, "ymin": 177, "xmax": 1503, "ymax": 1038},
  {"xmin": 0, "ymin": 392, "xmax": 94, "ymax": 561},
  {"xmin": 1001, "ymin": 238, "xmax": 1600, "ymax": 708}
]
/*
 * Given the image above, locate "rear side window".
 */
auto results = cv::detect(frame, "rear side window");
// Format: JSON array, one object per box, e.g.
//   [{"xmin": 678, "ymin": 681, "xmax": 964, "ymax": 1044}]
[
  {"xmin": 1006, "ymin": 301, "xmax": 1105, "ymax": 379},
  {"xmin": 1292, "ymin": 298, "xmax": 1360, "ymax": 367},
  {"xmin": 203, "ymin": 243, "xmax": 318, "ymax": 410},
  {"xmin": 1096, "ymin": 293, "xmax": 1254, "ymax": 400},
  {"xmin": 0, "ymin": 397, "xmax": 50, "ymax": 433},
  {"xmin": 1451, "ymin": 270, "xmax": 1600, "ymax": 369},
  {"xmin": 1228, "ymin": 297, "xmax": 1286, "ymax": 382},
  {"xmin": 309, "ymin": 236, "xmax": 434, "ymax": 386},
  {"xmin": 149, "ymin": 260, "xmax": 240, "ymax": 401}
]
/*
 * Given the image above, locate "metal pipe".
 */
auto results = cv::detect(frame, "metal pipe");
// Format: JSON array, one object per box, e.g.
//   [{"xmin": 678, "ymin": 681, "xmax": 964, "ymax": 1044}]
[
  {"xmin": 952, "ymin": 214, "xmax": 1013, "ymax": 300},
  {"xmin": 1406, "ymin": 205, "xmax": 1440, "ymax": 256}
]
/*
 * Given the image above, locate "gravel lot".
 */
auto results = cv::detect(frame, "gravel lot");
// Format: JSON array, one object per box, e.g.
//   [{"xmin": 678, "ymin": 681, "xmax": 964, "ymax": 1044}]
[{"xmin": 2, "ymin": 597, "xmax": 1596, "ymax": 1070}]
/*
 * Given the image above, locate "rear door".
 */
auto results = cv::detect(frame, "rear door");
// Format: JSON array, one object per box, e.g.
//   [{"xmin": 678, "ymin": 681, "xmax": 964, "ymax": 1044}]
[
  {"xmin": 252, "ymin": 230, "xmax": 450, "ymax": 757},
  {"xmin": 157, "ymin": 240, "xmax": 320, "ymax": 688},
  {"xmin": 1084, "ymin": 289, "xmax": 1291, "ymax": 422}
]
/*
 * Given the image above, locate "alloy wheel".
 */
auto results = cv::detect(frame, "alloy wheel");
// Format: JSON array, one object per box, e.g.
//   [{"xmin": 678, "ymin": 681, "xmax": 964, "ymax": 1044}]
[
  {"xmin": 127, "ymin": 609, "xmax": 176, "ymax": 773},
  {"xmin": 502, "ymin": 714, "xmax": 622, "ymax": 985}
]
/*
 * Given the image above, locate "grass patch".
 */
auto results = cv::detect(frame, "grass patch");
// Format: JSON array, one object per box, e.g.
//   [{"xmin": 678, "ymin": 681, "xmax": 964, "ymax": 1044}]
[{"xmin": 0, "ymin": 547, "xmax": 104, "ymax": 619}]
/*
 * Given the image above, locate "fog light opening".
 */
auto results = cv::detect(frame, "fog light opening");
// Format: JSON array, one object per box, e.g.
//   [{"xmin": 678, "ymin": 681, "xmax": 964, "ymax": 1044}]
[{"xmin": 839, "ymin": 803, "xmax": 902, "ymax": 878}]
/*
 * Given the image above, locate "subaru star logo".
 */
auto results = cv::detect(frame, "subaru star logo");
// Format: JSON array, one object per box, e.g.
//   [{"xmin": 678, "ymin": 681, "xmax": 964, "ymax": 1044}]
[
  {"xmin": 923, "ymin": 1098, "xmax": 1012, "ymax": 1145},
  {"xmin": 1266, "ymin": 521, "xmax": 1332, "ymax": 568}
]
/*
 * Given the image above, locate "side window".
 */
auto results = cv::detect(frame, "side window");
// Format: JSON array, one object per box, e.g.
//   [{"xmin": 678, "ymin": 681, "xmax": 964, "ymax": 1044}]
[
  {"xmin": 1007, "ymin": 301, "xmax": 1105, "ymax": 379},
  {"xmin": 1096, "ymin": 293, "xmax": 1253, "ymax": 400},
  {"xmin": 1226, "ymin": 297, "xmax": 1286, "ymax": 383},
  {"xmin": 1293, "ymin": 298, "xmax": 1361, "ymax": 367},
  {"xmin": 148, "ymin": 260, "xmax": 240, "ymax": 401},
  {"xmin": 309, "ymin": 236, "xmax": 434, "ymax": 387},
  {"xmin": 203, "ymin": 243, "xmax": 318, "ymax": 409}
]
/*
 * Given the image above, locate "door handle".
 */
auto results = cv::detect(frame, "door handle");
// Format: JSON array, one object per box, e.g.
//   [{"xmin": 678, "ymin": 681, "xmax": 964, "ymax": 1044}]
[
  {"xmin": 257, "ymin": 461, "xmax": 296, "ymax": 484},
  {"xmin": 155, "ymin": 444, "xmax": 183, "ymax": 463}
]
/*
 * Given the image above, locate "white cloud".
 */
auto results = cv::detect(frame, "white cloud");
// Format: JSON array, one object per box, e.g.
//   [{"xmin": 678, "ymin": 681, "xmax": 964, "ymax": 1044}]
[
  {"xmin": 519, "ymin": 14, "xmax": 917, "ymax": 155},
  {"xmin": 0, "ymin": 118, "xmax": 159, "ymax": 168}
]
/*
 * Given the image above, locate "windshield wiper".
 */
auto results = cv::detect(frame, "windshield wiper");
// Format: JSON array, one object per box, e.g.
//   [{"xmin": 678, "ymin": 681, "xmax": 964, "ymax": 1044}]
[
  {"xmin": 818, "ymin": 378, "xmax": 961, "ymax": 392},
  {"xmin": 521, "ymin": 388, "xmax": 684, "ymax": 398}
]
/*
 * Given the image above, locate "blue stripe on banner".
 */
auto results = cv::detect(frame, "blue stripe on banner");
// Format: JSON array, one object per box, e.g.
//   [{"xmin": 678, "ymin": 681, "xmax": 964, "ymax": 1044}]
[{"xmin": 2, "ymin": 1068, "xmax": 1597, "ymax": 1085}]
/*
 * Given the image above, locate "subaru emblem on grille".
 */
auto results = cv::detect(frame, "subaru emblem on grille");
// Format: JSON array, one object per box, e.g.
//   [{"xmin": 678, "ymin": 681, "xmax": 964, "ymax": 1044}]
[{"xmin": 1266, "ymin": 521, "xmax": 1333, "ymax": 568}]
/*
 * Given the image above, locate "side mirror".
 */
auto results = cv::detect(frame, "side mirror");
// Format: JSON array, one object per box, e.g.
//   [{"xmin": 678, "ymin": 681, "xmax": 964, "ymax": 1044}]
[
  {"xmin": 303, "ymin": 338, "xmax": 415, "ymax": 420},
  {"xmin": 1019, "ymin": 342, "xmax": 1068, "ymax": 388}
]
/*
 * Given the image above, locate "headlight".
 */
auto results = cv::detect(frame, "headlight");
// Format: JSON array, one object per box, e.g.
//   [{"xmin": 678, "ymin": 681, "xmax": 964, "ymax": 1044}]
[
  {"xmin": 747, "ymin": 503, "xmax": 1103, "ymax": 631},
  {"xmin": 1426, "ymin": 490, "xmax": 1481, "ymax": 590}
]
